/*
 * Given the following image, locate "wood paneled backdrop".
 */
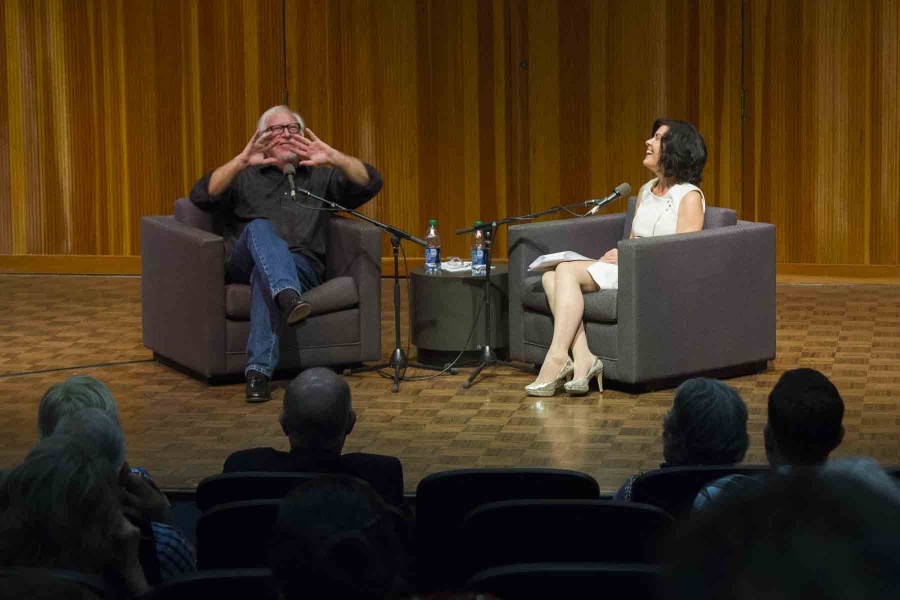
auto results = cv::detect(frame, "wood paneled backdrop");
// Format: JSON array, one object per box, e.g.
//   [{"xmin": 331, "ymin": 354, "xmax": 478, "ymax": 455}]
[{"xmin": 0, "ymin": 0, "xmax": 897, "ymax": 277}]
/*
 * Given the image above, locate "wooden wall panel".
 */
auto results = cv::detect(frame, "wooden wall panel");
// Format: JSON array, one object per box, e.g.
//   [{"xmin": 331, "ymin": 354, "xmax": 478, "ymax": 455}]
[
  {"xmin": 285, "ymin": 0, "xmax": 511, "ymax": 260},
  {"xmin": 745, "ymin": 0, "xmax": 900, "ymax": 266},
  {"xmin": 284, "ymin": 0, "xmax": 741, "ymax": 262},
  {"xmin": 870, "ymin": 0, "xmax": 900, "ymax": 265},
  {"xmin": 0, "ymin": 0, "xmax": 283, "ymax": 257},
  {"xmin": 517, "ymin": 0, "xmax": 742, "ymax": 231},
  {"xmin": 0, "ymin": 0, "xmax": 897, "ymax": 276}
]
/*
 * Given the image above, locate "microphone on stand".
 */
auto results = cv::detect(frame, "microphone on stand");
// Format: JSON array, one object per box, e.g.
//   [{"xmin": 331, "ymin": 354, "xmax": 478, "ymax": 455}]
[
  {"xmin": 282, "ymin": 163, "xmax": 297, "ymax": 199},
  {"xmin": 586, "ymin": 182, "xmax": 631, "ymax": 216}
]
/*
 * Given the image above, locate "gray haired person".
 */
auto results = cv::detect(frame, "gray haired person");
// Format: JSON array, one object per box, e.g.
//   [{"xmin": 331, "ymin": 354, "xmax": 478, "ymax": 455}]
[
  {"xmin": 190, "ymin": 105, "xmax": 383, "ymax": 401},
  {"xmin": 37, "ymin": 376, "xmax": 197, "ymax": 580},
  {"xmin": 615, "ymin": 378, "xmax": 749, "ymax": 500},
  {"xmin": 0, "ymin": 434, "xmax": 151, "ymax": 596},
  {"xmin": 38, "ymin": 374, "xmax": 119, "ymax": 438}
]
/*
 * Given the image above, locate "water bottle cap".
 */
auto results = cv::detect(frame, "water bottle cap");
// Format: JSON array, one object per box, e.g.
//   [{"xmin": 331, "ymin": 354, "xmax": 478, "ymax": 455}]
[
  {"xmin": 475, "ymin": 220, "xmax": 483, "ymax": 226},
  {"xmin": 428, "ymin": 219, "xmax": 436, "ymax": 225}
]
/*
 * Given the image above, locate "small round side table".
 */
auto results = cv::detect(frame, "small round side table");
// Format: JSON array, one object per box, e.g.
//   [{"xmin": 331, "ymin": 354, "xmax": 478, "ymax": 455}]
[{"xmin": 409, "ymin": 265, "xmax": 509, "ymax": 366}]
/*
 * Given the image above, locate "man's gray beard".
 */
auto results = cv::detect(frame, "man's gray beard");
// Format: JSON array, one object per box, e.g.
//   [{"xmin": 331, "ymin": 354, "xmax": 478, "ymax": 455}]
[{"xmin": 271, "ymin": 148, "xmax": 298, "ymax": 164}]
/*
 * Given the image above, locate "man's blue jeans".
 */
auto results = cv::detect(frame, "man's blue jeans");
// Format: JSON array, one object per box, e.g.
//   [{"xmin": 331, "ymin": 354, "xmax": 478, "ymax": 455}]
[{"xmin": 228, "ymin": 219, "xmax": 321, "ymax": 378}]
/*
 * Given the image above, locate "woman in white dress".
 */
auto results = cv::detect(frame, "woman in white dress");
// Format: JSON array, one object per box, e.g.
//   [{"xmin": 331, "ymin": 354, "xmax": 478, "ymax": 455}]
[{"xmin": 525, "ymin": 119, "xmax": 708, "ymax": 397}]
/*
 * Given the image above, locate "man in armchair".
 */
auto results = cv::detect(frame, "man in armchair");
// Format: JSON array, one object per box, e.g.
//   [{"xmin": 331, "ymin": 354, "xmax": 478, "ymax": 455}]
[{"xmin": 190, "ymin": 105, "xmax": 382, "ymax": 402}]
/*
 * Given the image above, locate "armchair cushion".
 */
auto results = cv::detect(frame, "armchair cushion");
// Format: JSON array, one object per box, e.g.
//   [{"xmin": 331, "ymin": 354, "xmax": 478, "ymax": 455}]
[
  {"xmin": 224, "ymin": 277, "xmax": 360, "ymax": 321},
  {"xmin": 521, "ymin": 275, "xmax": 618, "ymax": 323}
]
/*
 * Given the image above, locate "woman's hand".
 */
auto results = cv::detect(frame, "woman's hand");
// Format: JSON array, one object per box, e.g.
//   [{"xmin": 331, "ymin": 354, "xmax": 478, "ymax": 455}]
[{"xmin": 600, "ymin": 249, "xmax": 618, "ymax": 264}]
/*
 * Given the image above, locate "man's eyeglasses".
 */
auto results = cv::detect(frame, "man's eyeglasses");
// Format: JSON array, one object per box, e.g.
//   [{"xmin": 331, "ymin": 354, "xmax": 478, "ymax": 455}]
[{"xmin": 265, "ymin": 123, "xmax": 303, "ymax": 135}]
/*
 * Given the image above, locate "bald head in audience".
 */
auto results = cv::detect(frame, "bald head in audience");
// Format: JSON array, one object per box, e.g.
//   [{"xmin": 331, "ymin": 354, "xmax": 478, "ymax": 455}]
[{"xmin": 280, "ymin": 368, "xmax": 357, "ymax": 455}]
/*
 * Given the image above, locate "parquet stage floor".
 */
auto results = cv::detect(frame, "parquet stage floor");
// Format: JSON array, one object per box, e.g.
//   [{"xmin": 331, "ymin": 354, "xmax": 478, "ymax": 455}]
[{"xmin": 0, "ymin": 274, "xmax": 898, "ymax": 494}]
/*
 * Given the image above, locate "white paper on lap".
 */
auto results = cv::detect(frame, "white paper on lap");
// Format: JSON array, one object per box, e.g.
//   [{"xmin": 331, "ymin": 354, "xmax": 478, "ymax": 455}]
[{"xmin": 527, "ymin": 251, "xmax": 593, "ymax": 272}]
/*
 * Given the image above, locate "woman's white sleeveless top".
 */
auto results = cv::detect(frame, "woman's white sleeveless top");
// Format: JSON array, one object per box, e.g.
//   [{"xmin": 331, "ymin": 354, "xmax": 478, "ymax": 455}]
[
  {"xmin": 585, "ymin": 179, "xmax": 705, "ymax": 289},
  {"xmin": 631, "ymin": 179, "xmax": 706, "ymax": 238}
]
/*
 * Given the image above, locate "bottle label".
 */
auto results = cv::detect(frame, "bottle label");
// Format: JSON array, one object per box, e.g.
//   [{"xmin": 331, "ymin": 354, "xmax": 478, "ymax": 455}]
[
  {"xmin": 472, "ymin": 248, "xmax": 485, "ymax": 265},
  {"xmin": 425, "ymin": 247, "xmax": 440, "ymax": 267}
]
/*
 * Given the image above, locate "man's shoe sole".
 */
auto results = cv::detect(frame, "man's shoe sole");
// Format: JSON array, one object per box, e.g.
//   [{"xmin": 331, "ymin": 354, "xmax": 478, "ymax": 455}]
[{"xmin": 286, "ymin": 301, "xmax": 312, "ymax": 326}]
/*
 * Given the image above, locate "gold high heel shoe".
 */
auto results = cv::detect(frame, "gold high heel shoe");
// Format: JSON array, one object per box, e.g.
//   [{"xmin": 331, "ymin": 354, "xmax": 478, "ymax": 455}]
[
  {"xmin": 525, "ymin": 358, "xmax": 574, "ymax": 397},
  {"xmin": 564, "ymin": 356, "xmax": 604, "ymax": 395}
]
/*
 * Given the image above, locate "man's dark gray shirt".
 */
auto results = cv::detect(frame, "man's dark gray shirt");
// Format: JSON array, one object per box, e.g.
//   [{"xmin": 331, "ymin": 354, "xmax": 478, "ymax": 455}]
[{"xmin": 190, "ymin": 162, "xmax": 382, "ymax": 279}]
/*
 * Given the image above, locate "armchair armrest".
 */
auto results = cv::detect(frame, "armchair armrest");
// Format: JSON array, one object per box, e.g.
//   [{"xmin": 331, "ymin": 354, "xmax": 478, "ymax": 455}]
[
  {"xmin": 141, "ymin": 216, "xmax": 227, "ymax": 377},
  {"xmin": 507, "ymin": 214, "xmax": 627, "ymax": 359},
  {"xmin": 615, "ymin": 221, "xmax": 776, "ymax": 383},
  {"xmin": 326, "ymin": 217, "xmax": 382, "ymax": 359}
]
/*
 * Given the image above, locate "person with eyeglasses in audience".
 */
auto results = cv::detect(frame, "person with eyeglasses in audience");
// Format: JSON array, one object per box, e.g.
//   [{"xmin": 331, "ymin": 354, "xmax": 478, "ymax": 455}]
[{"xmin": 190, "ymin": 105, "xmax": 383, "ymax": 402}]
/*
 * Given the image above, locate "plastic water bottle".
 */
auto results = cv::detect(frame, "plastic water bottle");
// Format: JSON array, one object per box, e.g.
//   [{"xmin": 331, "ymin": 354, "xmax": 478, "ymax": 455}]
[
  {"xmin": 471, "ymin": 221, "xmax": 486, "ymax": 276},
  {"xmin": 424, "ymin": 219, "xmax": 441, "ymax": 274}
]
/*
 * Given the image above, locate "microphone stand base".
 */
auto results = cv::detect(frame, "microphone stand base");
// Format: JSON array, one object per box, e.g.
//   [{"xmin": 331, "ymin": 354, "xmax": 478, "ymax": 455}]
[
  {"xmin": 456, "ymin": 345, "xmax": 536, "ymax": 389},
  {"xmin": 344, "ymin": 349, "xmax": 453, "ymax": 394}
]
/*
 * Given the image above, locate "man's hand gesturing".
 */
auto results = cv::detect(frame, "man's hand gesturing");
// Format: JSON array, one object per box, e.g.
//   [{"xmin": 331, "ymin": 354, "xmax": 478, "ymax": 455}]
[
  {"xmin": 239, "ymin": 129, "xmax": 280, "ymax": 166},
  {"xmin": 295, "ymin": 128, "xmax": 339, "ymax": 168}
]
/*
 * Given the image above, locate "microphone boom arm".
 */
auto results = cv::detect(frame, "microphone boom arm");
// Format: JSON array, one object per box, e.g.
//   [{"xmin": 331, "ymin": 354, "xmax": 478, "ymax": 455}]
[{"xmin": 294, "ymin": 187, "xmax": 428, "ymax": 247}]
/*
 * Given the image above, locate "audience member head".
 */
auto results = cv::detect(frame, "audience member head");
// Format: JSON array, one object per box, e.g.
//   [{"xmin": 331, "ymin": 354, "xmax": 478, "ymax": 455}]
[
  {"xmin": 268, "ymin": 475, "xmax": 411, "ymax": 600},
  {"xmin": 765, "ymin": 368, "xmax": 844, "ymax": 466},
  {"xmin": 663, "ymin": 467, "xmax": 900, "ymax": 600},
  {"xmin": 0, "ymin": 435, "xmax": 123, "ymax": 574},
  {"xmin": 662, "ymin": 378, "xmax": 749, "ymax": 466},
  {"xmin": 651, "ymin": 118, "xmax": 707, "ymax": 185},
  {"xmin": 54, "ymin": 407, "xmax": 127, "ymax": 475},
  {"xmin": 37, "ymin": 375, "xmax": 119, "ymax": 438},
  {"xmin": 281, "ymin": 368, "xmax": 356, "ymax": 455}
]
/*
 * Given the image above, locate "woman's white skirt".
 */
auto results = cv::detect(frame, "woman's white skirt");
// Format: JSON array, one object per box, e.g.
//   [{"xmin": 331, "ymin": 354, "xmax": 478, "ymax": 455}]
[{"xmin": 586, "ymin": 261, "xmax": 618, "ymax": 290}]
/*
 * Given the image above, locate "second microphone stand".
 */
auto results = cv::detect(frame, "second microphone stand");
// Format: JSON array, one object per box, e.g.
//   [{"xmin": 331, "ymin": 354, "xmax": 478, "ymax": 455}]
[
  {"xmin": 454, "ymin": 191, "xmax": 626, "ymax": 389},
  {"xmin": 456, "ymin": 223, "xmax": 536, "ymax": 389},
  {"xmin": 346, "ymin": 233, "xmax": 448, "ymax": 392}
]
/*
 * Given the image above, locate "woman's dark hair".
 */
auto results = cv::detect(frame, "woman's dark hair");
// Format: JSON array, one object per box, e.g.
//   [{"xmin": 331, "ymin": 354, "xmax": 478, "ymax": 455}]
[
  {"xmin": 651, "ymin": 119, "xmax": 707, "ymax": 185},
  {"xmin": 268, "ymin": 475, "xmax": 412, "ymax": 600},
  {"xmin": 662, "ymin": 378, "xmax": 749, "ymax": 466},
  {"xmin": 0, "ymin": 435, "xmax": 122, "ymax": 574}
]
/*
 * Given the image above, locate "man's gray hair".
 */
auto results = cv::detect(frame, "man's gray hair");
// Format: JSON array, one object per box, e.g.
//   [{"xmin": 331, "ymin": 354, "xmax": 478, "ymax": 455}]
[
  {"xmin": 37, "ymin": 375, "xmax": 119, "ymax": 438},
  {"xmin": 54, "ymin": 408, "xmax": 127, "ymax": 475},
  {"xmin": 258, "ymin": 105, "xmax": 305, "ymax": 133}
]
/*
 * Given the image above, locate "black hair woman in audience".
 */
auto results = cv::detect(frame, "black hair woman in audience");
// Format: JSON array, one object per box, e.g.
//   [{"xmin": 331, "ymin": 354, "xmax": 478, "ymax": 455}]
[{"xmin": 527, "ymin": 119, "xmax": 708, "ymax": 396}]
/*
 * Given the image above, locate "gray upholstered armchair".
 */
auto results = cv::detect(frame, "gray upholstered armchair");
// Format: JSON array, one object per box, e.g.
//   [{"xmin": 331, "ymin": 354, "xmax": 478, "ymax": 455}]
[
  {"xmin": 508, "ymin": 198, "xmax": 776, "ymax": 387},
  {"xmin": 141, "ymin": 198, "xmax": 381, "ymax": 380}
]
